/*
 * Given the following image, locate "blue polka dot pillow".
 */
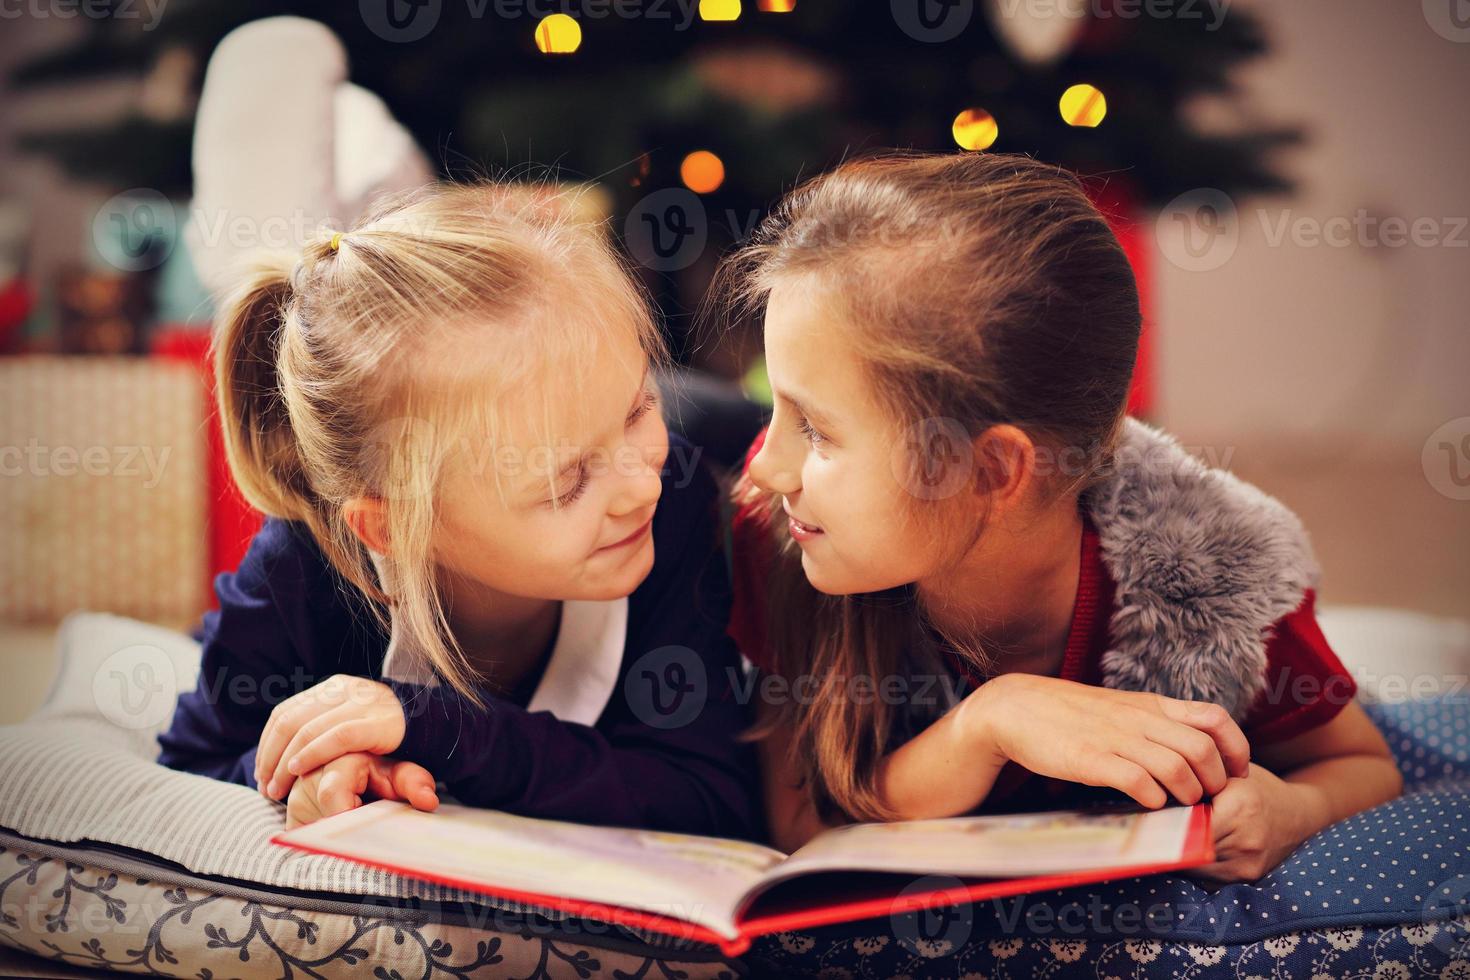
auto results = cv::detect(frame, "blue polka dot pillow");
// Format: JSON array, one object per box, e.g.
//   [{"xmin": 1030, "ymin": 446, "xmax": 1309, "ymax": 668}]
[{"xmin": 747, "ymin": 696, "xmax": 1470, "ymax": 979}]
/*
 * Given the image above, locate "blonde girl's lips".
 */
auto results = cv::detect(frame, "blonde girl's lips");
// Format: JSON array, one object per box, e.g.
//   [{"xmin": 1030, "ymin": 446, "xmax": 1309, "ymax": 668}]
[{"xmin": 599, "ymin": 516, "xmax": 653, "ymax": 552}]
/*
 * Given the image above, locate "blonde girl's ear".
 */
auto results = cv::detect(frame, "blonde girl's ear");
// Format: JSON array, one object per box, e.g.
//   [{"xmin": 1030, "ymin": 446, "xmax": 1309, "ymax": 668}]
[{"xmin": 342, "ymin": 497, "xmax": 391, "ymax": 555}]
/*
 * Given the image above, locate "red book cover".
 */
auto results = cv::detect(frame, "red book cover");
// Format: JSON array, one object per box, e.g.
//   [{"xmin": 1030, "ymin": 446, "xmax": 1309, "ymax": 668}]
[{"xmin": 274, "ymin": 800, "xmax": 1213, "ymax": 957}]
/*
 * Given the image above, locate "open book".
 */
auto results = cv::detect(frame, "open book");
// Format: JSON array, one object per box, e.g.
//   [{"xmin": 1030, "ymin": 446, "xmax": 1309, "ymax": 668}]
[{"xmin": 273, "ymin": 799, "xmax": 1213, "ymax": 956}]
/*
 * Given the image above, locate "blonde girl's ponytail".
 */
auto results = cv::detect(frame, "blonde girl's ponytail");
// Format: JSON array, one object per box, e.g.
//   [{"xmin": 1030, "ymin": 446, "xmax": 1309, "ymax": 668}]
[
  {"xmin": 211, "ymin": 251, "xmax": 322, "ymax": 531},
  {"xmin": 204, "ymin": 179, "xmax": 666, "ymax": 709}
]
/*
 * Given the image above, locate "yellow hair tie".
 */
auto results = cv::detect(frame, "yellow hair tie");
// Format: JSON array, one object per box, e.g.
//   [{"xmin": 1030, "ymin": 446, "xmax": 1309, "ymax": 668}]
[{"xmin": 328, "ymin": 231, "xmax": 343, "ymax": 252}]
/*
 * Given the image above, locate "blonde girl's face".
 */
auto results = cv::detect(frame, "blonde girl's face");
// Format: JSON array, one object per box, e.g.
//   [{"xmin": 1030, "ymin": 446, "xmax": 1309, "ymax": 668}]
[
  {"xmin": 748, "ymin": 280, "xmax": 951, "ymax": 596},
  {"xmin": 431, "ymin": 332, "xmax": 670, "ymax": 603}
]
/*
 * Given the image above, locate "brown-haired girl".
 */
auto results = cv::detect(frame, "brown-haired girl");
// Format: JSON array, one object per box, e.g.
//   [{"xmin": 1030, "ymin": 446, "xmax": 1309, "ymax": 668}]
[
  {"xmin": 158, "ymin": 180, "xmax": 759, "ymax": 836},
  {"xmin": 720, "ymin": 151, "xmax": 1402, "ymax": 881}
]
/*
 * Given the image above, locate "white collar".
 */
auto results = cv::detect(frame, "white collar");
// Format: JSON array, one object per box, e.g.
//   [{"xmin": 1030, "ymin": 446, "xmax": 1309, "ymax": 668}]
[{"xmin": 368, "ymin": 551, "xmax": 627, "ymax": 726}]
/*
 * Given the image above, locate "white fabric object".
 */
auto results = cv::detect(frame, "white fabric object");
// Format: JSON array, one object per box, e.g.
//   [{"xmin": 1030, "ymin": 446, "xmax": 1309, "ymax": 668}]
[
  {"xmin": 0, "ymin": 612, "xmax": 560, "ymax": 908},
  {"xmin": 183, "ymin": 15, "xmax": 433, "ymax": 300},
  {"xmin": 370, "ymin": 551, "xmax": 627, "ymax": 726},
  {"xmin": 1318, "ymin": 605, "xmax": 1470, "ymax": 704}
]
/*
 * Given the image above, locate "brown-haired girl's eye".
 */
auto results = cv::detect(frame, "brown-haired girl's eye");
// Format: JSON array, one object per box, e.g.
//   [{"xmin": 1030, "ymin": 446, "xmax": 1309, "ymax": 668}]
[{"xmin": 797, "ymin": 414, "xmax": 825, "ymax": 447}]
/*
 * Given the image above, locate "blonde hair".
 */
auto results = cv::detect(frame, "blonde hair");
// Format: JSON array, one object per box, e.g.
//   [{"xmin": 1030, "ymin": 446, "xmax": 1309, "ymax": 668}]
[
  {"xmin": 711, "ymin": 152, "xmax": 1141, "ymax": 822},
  {"xmin": 213, "ymin": 179, "xmax": 666, "ymax": 706}
]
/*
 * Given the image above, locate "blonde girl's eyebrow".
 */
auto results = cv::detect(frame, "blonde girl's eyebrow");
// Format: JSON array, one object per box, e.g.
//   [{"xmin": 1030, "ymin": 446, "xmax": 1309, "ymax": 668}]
[{"xmin": 519, "ymin": 367, "xmax": 653, "ymax": 499}]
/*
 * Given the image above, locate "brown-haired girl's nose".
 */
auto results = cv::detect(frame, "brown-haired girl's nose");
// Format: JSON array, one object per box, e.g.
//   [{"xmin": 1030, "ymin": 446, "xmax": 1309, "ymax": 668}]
[{"xmin": 748, "ymin": 434, "xmax": 801, "ymax": 496}]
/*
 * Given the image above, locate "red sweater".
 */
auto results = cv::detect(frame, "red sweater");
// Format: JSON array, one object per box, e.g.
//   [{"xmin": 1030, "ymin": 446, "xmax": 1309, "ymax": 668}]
[{"xmin": 726, "ymin": 429, "xmax": 1358, "ymax": 811}]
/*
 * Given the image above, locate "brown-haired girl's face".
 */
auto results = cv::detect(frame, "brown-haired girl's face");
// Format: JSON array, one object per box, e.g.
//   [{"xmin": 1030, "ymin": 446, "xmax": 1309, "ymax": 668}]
[
  {"xmin": 431, "ymin": 329, "xmax": 669, "ymax": 603},
  {"xmin": 748, "ymin": 280, "xmax": 951, "ymax": 595}
]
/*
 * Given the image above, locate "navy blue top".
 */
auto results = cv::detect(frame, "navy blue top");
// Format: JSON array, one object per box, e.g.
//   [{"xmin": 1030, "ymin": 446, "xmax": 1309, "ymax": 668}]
[{"xmin": 156, "ymin": 433, "xmax": 761, "ymax": 840}]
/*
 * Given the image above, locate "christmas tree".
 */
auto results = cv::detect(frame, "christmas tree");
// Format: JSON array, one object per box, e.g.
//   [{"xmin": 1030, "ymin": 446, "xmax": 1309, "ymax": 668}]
[
  {"xmin": 13, "ymin": 0, "xmax": 1298, "ymax": 207},
  {"xmin": 12, "ymin": 0, "xmax": 1299, "ymax": 365}
]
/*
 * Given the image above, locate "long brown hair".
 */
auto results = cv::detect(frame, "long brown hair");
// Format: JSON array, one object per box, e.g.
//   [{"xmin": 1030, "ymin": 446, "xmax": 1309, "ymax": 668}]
[
  {"xmin": 213, "ymin": 180, "xmax": 665, "ymax": 706},
  {"xmin": 714, "ymin": 152, "xmax": 1141, "ymax": 823}
]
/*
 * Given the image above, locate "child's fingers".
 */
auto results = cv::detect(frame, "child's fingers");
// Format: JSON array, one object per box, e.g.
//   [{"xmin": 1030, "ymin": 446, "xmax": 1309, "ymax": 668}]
[
  {"xmin": 1140, "ymin": 717, "xmax": 1229, "ymax": 796},
  {"xmin": 284, "ymin": 715, "xmax": 387, "ymax": 782},
  {"xmin": 284, "ymin": 778, "xmax": 322, "ymax": 830},
  {"xmin": 1120, "ymin": 738, "xmax": 1205, "ymax": 806},
  {"xmin": 254, "ymin": 680, "xmax": 351, "ymax": 788},
  {"xmin": 257, "ymin": 699, "xmax": 330, "ymax": 793},
  {"xmin": 1155, "ymin": 698, "xmax": 1252, "ymax": 778},
  {"xmin": 316, "ymin": 756, "xmax": 368, "ymax": 818},
  {"xmin": 1087, "ymin": 754, "xmax": 1168, "ymax": 809},
  {"xmin": 363, "ymin": 759, "xmax": 403, "ymax": 802},
  {"xmin": 390, "ymin": 761, "xmax": 439, "ymax": 812},
  {"xmin": 266, "ymin": 705, "xmax": 373, "ymax": 800}
]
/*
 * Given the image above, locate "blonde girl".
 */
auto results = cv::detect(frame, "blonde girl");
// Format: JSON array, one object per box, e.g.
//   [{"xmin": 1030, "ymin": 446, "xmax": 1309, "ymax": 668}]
[
  {"xmin": 158, "ymin": 181, "xmax": 758, "ymax": 836},
  {"xmin": 720, "ymin": 152, "xmax": 1402, "ymax": 881}
]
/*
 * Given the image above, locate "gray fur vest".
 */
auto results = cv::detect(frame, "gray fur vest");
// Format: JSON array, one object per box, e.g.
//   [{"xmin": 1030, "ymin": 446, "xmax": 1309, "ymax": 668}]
[{"xmin": 1081, "ymin": 417, "xmax": 1320, "ymax": 720}]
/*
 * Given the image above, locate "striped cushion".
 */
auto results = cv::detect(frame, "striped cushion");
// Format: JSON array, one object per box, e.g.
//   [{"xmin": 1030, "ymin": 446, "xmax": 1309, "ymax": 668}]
[{"xmin": 0, "ymin": 612, "xmax": 589, "ymax": 916}]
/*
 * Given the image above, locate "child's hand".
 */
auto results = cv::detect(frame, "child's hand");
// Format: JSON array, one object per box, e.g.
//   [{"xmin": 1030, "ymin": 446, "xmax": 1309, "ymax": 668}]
[
  {"xmin": 284, "ymin": 752, "xmax": 439, "ymax": 831},
  {"xmin": 1185, "ymin": 762, "xmax": 1314, "ymax": 884},
  {"xmin": 256, "ymin": 674, "xmax": 407, "ymax": 801},
  {"xmin": 970, "ymin": 673, "xmax": 1252, "ymax": 809}
]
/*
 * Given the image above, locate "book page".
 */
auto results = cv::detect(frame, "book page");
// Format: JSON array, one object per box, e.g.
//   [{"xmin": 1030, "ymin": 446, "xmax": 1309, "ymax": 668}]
[
  {"xmin": 762, "ymin": 803, "xmax": 1202, "ymax": 885},
  {"xmin": 274, "ymin": 800, "xmax": 787, "ymax": 939}
]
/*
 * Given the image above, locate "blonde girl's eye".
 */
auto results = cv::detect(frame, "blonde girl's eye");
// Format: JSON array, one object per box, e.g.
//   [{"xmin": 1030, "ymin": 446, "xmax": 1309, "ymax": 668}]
[
  {"xmin": 628, "ymin": 385, "xmax": 659, "ymax": 426},
  {"xmin": 543, "ymin": 385, "xmax": 656, "ymax": 512},
  {"xmin": 547, "ymin": 464, "xmax": 590, "ymax": 510}
]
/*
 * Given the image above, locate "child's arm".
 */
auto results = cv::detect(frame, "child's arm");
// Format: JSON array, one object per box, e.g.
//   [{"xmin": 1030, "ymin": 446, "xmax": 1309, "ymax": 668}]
[
  {"xmin": 1258, "ymin": 699, "xmax": 1404, "ymax": 829},
  {"xmin": 759, "ymin": 672, "xmax": 1253, "ymax": 851},
  {"xmin": 755, "ymin": 698, "xmax": 844, "ymax": 853},
  {"xmin": 156, "ymin": 518, "xmax": 354, "ymax": 788},
  {"xmin": 1186, "ymin": 591, "xmax": 1403, "ymax": 883},
  {"xmin": 255, "ymin": 462, "xmax": 762, "ymax": 840},
  {"xmin": 1188, "ymin": 700, "xmax": 1402, "ymax": 883}
]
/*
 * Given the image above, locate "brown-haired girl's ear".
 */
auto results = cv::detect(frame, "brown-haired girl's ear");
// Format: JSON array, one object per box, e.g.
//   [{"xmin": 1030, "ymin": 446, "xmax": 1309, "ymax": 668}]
[
  {"xmin": 972, "ymin": 424, "xmax": 1038, "ymax": 507},
  {"xmin": 341, "ymin": 497, "xmax": 391, "ymax": 555}
]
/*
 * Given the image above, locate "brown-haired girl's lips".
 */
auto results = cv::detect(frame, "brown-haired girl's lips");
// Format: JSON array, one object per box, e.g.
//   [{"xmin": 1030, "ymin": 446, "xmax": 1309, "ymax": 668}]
[{"xmin": 784, "ymin": 505, "xmax": 824, "ymax": 539}]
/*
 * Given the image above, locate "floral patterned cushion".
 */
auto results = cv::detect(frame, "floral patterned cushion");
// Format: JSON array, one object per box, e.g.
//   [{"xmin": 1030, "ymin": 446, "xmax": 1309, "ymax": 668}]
[{"xmin": 0, "ymin": 833, "xmax": 736, "ymax": 978}]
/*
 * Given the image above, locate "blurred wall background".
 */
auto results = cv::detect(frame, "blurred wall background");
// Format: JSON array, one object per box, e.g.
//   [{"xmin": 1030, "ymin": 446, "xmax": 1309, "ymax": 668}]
[
  {"xmin": 1154, "ymin": 0, "xmax": 1469, "ymax": 617},
  {"xmin": 1, "ymin": 0, "xmax": 1466, "ymax": 630}
]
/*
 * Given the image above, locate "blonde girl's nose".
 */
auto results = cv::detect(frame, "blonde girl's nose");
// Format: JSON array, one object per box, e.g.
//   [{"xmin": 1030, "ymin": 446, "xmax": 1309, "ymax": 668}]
[{"xmin": 607, "ymin": 445, "xmax": 664, "ymax": 517}]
